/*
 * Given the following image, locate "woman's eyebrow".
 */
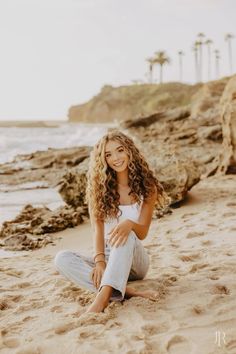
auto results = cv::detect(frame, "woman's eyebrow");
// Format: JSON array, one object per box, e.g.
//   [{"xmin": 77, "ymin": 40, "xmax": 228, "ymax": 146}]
[{"xmin": 105, "ymin": 145, "xmax": 123, "ymax": 153}]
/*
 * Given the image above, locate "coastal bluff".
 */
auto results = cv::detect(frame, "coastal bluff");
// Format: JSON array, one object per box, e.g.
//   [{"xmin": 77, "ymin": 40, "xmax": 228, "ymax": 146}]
[{"xmin": 68, "ymin": 82, "xmax": 202, "ymax": 123}]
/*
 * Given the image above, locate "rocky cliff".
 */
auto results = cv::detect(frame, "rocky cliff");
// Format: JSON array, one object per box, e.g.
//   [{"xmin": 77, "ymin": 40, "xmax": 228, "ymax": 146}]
[{"xmin": 68, "ymin": 82, "xmax": 202, "ymax": 123}]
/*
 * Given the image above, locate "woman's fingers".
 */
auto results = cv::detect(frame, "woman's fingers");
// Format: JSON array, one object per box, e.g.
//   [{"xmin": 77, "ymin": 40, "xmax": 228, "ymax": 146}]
[
  {"xmin": 94, "ymin": 273, "xmax": 99, "ymax": 288},
  {"xmin": 92, "ymin": 269, "xmax": 103, "ymax": 289},
  {"xmin": 90, "ymin": 268, "xmax": 95, "ymax": 281},
  {"xmin": 108, "ymin": 230, "xmax": 117, "ymax": 244},
  {"xmin": 114, "ymin": 234, "xmax": 127, "ymax": 248},
  {"xmin": 109, "ymin": 233, "xmax": 119, "ymax": 247},
  {"xmin": 108, "ymin": 226, "xmax": 117, "ymax": 237}
]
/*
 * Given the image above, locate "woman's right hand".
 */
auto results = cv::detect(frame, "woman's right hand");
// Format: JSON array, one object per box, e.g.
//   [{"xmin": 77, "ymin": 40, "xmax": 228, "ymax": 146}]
[{"xmin": 91, "ymin": 262, "xmax": 106, "ymax": 289}]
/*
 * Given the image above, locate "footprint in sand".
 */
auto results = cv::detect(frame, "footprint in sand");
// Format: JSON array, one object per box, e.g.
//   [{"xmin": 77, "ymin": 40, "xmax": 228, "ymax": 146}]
[
  {"xmin": 10, "ymin": 282, "xmax": 31, "ymax": 289},
  {"xmin": 186, "ymin": 231, "xmax": 205, "ymax": 239},
  {"xmin": 211, "ymin": 284, "xmax": 230, "ymax": 295},
  {"xmin": 77, "ymin": 311, "xmax": 115, "ymax": 326},
  {"xmin": 170, "ymin": 242, "xmax": 179, "ymax": 249},
  {"xmin": 179, "ymin": 253, "xmax": 200, "ymax": 262},
  {"xmin": 189, "ymin": 263, "xmax": 208, "ymax": 273},
  {"xmin": 0, "ymin": 294, "xmax": 23, "ymax": 311},
  {"xmin": 50, "ymin": 305, "xmax": 63, "ymax": 313},
  {"xmin": 166, "ymin": 335, "xmax": 193, "ymax": 354},
  {"xmin": 181, "ymin": 213, "xmax": 197, "ymax": 219},
  {"xmin": 225, "ymin": 251, "xmax": 234, "ymax": 256},
  {"xmin": 192, "ymin": 304, "xmax": 205, "ymax": 315},
  {"xmin": 1, "ymin": 268, "xmax": 24, "ymax": 278},
  {"xmin": 141, "ymin": 323, "xmax": 170, "ymax": 335},
  {"xmin": 54, "ymin": 321, "xmax": 78, "ymax": 335},
  {"xmin": 78, "ymin": 324, "xmax": 105, "ymax": 339},
  {"xmin": 226, "ymin": 202, "xmax": 236, "ymax": 207},
  {"xmin": 208, "ymin": 275, "xmax": 220, "ymax": 280},
  {"xmin": 222, "ymin": 212, "xmax": 236, "ymax": 217},
  {"xmin": 0, "ymin": 300, "xmax": 10, "ymax": 310},
  {"xmin": 2, "ymin": 336, "xmax": 21, "ymax": 349},
  {"xmin": 201, "ymin": 240, "xmax": 212, "ymax": 246},
  {"xmin": 226, "ymin": 339, "xmax": 236, "ymax": 353}
]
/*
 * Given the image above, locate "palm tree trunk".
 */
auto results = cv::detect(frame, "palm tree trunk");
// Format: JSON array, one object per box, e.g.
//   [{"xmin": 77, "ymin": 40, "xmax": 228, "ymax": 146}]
[
  {"xmin": 215, "ymin": 57, "xmax": 220, "ymax": 78},
  {"xmin": 199, "ymin": 44, "xmax": 202, "ymax": 82},
  {"xmin": 159, "ymin": 64, "xmax": 163, "ymax": 84},
  {"xmin": 149, "ymin": 64, "xmax": 153, "ymax": 83},
  {"xmin": 179, "ymin": 55, "xmax": 183, "ymax": 82},
  {"xmin": 207, "ymin": 45, "xmax": 211, "ymax": 81},
  {"xmin": 228, "ymin": 39, "xmax": 233, "ymax": 74},
  {"xmin": 194, "ymin": 50, "xmax": 198, "ymax": 82}
]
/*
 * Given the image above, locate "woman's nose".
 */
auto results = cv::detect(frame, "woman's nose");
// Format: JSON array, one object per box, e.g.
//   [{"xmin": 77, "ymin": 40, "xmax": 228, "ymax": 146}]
[{"xmin": 112, "ymin": 152, "xmax": 119, "ymax": 161}]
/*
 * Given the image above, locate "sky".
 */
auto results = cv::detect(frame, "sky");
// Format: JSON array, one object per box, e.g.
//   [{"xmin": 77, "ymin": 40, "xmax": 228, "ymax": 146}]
[{"xmin": 0, "ymin": 0, "xmax": 235, "ymax": 120}]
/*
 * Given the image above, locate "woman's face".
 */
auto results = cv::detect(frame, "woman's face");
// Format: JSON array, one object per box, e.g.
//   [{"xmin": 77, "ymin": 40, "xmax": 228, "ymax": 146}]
[{"xmin": 105, "ymin": 139, "xmax": 129, "ymax": 173}]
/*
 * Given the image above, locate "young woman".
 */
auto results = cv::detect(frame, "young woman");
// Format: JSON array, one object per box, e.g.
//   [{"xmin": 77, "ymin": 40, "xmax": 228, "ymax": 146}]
[{"xmin": 54, "ymin": 131, "xmax": 168, "ymax": 313}]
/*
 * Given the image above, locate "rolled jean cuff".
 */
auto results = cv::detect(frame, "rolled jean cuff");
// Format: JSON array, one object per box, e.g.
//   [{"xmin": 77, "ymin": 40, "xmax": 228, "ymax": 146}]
[{"xmin": 98, "ymin": 280, "xmax": 125, "ymax": 301}]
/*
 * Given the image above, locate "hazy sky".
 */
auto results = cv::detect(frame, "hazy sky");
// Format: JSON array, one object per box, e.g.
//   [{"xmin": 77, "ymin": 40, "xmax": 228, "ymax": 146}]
[{"xmin": 0, "ymin": 0, "xmax": 235, "ymax": 120}]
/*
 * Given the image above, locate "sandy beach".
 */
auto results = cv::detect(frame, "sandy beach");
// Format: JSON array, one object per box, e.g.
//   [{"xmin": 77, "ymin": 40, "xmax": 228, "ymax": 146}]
[{"xmin": 1, "ymin": 174, "xmax": 236, "ymax": 354}]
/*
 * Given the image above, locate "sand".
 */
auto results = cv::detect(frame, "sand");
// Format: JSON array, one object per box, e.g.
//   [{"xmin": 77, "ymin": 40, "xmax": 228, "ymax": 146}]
[{"xmin": 0, "ymin": 175, "xmax": 236, "ymax": 354}]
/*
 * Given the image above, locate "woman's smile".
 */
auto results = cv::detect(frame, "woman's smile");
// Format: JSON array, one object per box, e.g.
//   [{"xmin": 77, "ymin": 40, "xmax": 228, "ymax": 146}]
[{"xmin": 113, "ymin": 160, "xmax": 124, "ymax": 167}]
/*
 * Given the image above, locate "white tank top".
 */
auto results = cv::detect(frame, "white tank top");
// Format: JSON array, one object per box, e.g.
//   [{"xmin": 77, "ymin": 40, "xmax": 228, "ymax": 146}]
[{"xmin": 104, "ymin": 202, "xmax": 142, "ymax": 240}]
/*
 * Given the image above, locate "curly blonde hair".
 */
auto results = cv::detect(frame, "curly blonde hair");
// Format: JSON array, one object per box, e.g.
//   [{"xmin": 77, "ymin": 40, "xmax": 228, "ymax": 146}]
[{"xmin": 86, "ymin": 130, "xmax": 168, "ymax": 221}]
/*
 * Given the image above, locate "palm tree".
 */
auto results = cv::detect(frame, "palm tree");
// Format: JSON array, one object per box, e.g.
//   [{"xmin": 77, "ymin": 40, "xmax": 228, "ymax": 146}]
[
  {"xmin": 205, "ymin": 39, "xmax": 213, "ymax": 81},
  {"xmin": 192, "ymin": 41, "xmax": 199, "ymax": 82},
  {"xmin": 214, "ymin": 49, "xmax": 220, "ymax": 79},
  {"xmin": 153, "ymin": 51, "xmax": 170, "ymax": 84},
  {"xmin": 178, "ymin": 51, "xmax": 184, "ymax": 82},
  {"xmin": 225, "ymin": 33, "xmax": 234, "ymax": 74},
  {"xmin": 197, "ymin": 32, "xmax": 205, "ymax": 81},
  {"xmin": 146, "ymin": 57, "xmax": 155, "ymax": 83}
]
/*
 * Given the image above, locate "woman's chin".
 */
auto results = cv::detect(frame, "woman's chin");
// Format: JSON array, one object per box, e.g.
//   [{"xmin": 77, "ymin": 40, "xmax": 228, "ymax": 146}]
[{"xmin": 113, "ymin": 166, "xmax": 128, "ymax": 173}]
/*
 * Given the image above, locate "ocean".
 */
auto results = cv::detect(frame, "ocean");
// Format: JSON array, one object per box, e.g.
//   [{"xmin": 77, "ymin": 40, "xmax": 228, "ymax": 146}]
[
  {"xmin": 0, "ymin": 122, "xmax": 117, "ymax": 226},
  {"xmin": 0, "ymin": 122, "xmax": 116, "ymax": 164}
]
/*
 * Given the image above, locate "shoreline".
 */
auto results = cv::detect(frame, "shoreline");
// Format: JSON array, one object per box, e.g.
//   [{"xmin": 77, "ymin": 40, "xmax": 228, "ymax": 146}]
[{"xmin": 0, "ymin": 120, "xmax": 118, "ymax": 128}]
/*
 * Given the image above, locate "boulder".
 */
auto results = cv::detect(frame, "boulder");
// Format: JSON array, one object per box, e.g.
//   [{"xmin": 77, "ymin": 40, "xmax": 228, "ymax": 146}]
[
  {"xmin": 147, "ymin": 149, "xmax": 201, "ymax": 204},
  {"xmin": 0, "ymin": 204, "xmax": 89, "ymax": 251},
  {"xmin": 217, "ymin": 75, "xmax": 236, "ymax": 174}
]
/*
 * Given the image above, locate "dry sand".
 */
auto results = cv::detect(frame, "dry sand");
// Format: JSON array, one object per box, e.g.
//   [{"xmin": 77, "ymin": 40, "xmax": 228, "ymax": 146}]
[{"xmin": 0, "ymin": 175, "xmax": 236, "ymax": 354}]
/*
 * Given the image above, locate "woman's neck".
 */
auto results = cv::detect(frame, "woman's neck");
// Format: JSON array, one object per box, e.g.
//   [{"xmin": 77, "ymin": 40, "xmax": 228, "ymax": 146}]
[{"xmin": 116, "ymin": 170, "xmax": 129, "ymax": 187}]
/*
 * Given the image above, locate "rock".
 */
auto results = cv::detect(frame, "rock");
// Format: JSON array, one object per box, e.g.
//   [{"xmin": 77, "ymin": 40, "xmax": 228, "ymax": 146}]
[
  {"xmin": 2, "ymin": 233, "xmax": 53, "ymax": 251},
  {"xmin": 0, "ymin": 204, "xmax": 89, "ymax": 251},
  {"xmin": 0, "ymin": 146, "xmax": 91, "ymax": 187},
  {"xmin": 57, "ymin": 158, "xmax": 89, "ymax": 207},
  {"xmin": 120, "ymin": 106, "xmax": 190, "ymax": 129},
  {"xmin": 147, "ymin": 148, "xmax": 201, "ymax": 204},
  {"xmin": 190, "ymin": 77, "xmax": 229, "ymax": 120},
  {"xmin": 197, "ymin": 124, "xmax": 222, "ymax": 142},
  {"xmin": 217, "ymin": 75, "xmax": 236, "ymax": 174}
]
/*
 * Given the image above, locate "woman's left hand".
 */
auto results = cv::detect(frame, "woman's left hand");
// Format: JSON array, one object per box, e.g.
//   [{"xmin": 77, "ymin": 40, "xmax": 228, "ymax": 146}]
[{"xmin": 108, "ymin": 219, "xmax": 133, "ymax": 247}]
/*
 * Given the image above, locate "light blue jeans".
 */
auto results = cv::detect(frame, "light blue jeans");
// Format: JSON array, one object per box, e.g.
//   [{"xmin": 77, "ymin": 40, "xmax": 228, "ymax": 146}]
[{"xmin": 54, "ymin": 231, "xmax": 150, "ymax": 301}]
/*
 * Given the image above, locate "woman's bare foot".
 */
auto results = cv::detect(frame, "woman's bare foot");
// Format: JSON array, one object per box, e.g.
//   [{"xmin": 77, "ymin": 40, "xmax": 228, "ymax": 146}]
[
  {"xmin": 125, "ymin": 286, "xmax": 159, "ymax": 301},
  {"xmin": 85, "ymin": 285, "xmax": 113, "ymax": 313}
]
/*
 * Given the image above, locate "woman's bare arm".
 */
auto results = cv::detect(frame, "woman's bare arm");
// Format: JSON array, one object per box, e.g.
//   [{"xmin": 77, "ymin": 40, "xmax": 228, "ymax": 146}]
[
  {"xmin": 128, "ymin": 187, "xmax": 157, "ymax": 240},
  {"xmin": 93, "ymin": 219, "xmax": 105, "ymax": 255},
  {"xmin": 89, "ymin": 205, "xmax": 105, "ymax": 256}
]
